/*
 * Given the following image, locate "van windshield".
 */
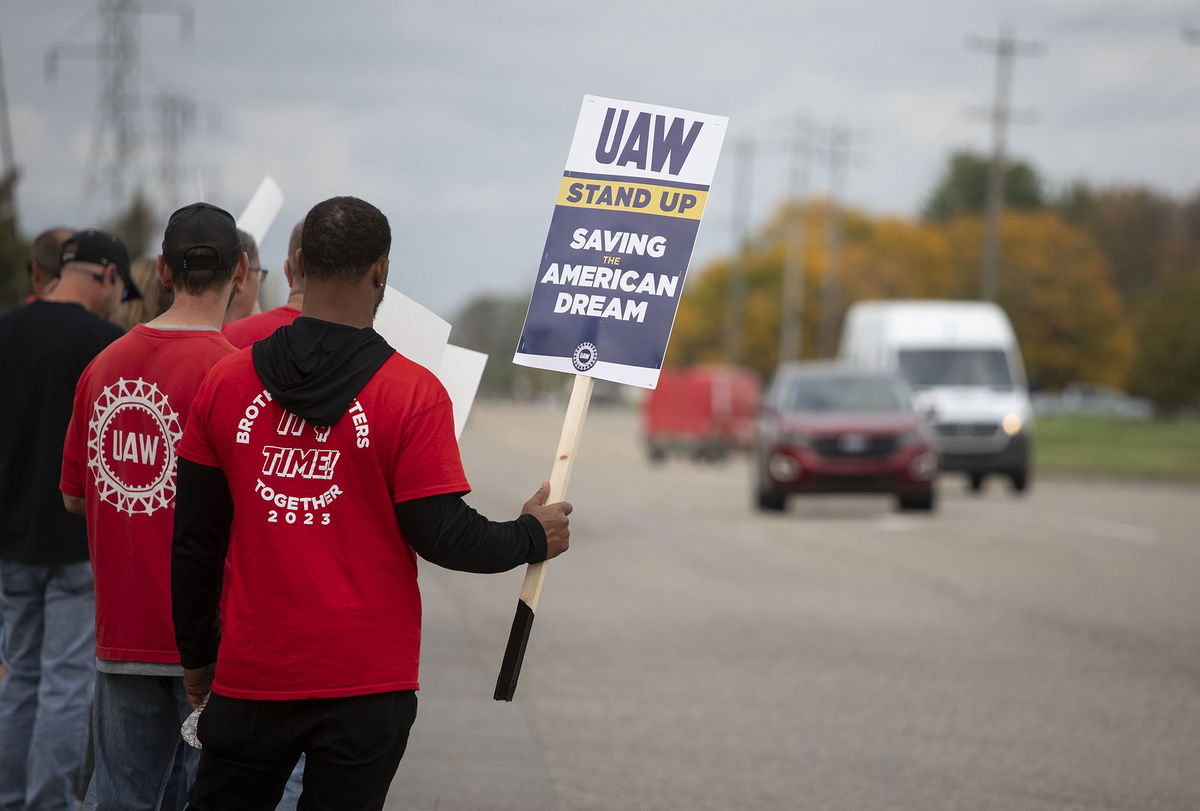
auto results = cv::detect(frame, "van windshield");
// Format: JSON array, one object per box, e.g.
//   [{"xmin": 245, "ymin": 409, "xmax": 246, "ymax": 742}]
[
  {"xmin": 782, "ymin": 375, "xmax": 912, "ymax": 414},
  {"xmin": 897, "ymin": 349, "xmax": 1013, "ymax": 390}
]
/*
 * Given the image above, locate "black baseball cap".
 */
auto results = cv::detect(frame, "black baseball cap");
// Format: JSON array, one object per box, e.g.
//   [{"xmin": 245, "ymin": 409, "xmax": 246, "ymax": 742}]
[
  {"xmin": 60, "ymin": 229, "xmax": 141, "ymax": 301},
  {"xmin": 162, "ymin": 202, "xmax": 242, "ymax": 271}
]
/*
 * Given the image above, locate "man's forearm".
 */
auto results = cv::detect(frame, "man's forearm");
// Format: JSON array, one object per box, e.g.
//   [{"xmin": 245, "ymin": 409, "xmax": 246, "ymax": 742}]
[
  {"xmin": 395, "ymin": 493, "xmax": 547, "ymax": 573},
  {"xmin": 172, "ymin": 458, "xmax": 233, "ymax": 669}
]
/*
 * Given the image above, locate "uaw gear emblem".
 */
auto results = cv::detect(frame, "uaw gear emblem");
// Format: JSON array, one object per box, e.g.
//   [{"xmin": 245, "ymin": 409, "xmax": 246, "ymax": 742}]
[
  {"xmin": 572, "ymin": 341, "xmax": 598, "ymax": 372},
  {"xmin": 87, "ymin": 378, "xmax": 182, "ymax": 515}
]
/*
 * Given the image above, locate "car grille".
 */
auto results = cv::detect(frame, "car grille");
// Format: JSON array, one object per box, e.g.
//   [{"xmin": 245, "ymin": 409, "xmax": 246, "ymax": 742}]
[
  {"xmin": 934, "ymin": 422, "xmax": 999, "ymax": 438},
  {"xmin": 809, "ymin": 474, "xmax": 898, "ymax": 492},
  {"xmin": 811, "ymin": 436, "xmax": 899, "ymax": 458}
]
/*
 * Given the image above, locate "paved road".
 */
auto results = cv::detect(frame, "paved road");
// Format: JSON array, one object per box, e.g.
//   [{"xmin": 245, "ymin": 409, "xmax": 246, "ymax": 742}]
[{"xmin": 386, "ymin": 402, "xmax": 1200, "ymax": 811}]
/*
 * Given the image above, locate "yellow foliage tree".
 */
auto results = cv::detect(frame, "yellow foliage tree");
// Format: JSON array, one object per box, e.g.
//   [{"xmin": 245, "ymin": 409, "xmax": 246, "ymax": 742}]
[
  {"xmin": 672, "ymin": 202, "xmax": 1130, "ymax": 390},
  {"xmin": 945, "ymin": 212, "xmax": 1133, "ymax": 389}
]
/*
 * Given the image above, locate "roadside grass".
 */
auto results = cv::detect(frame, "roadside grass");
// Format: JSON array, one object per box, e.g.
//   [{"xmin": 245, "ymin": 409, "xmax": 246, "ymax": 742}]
[{"xmin": 1034, "ymin": 415, "xmax": 1200, "ymax": 479}]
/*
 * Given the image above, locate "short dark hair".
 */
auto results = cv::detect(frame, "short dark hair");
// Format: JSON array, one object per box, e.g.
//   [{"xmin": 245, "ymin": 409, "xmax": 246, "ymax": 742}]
[
  {"xmin": 237, "ymin": 229, "xmax": 259, "ymax": 265},
  {"xmin": 172, "ymin": 246, "xmax": 237, "ymax": 295},
  {"xmin": 301, "ymin": 197, "xmax": 390, "ymax": 282},
  {"xmin": 31, "ymin": 227, "xmax": 73, "ymax": 275}
]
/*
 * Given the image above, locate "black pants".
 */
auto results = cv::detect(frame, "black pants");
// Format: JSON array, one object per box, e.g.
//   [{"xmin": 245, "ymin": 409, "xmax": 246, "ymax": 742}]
[{"xmin": 187, "ymin": 690, "xmax": 417, "ymax": 811}]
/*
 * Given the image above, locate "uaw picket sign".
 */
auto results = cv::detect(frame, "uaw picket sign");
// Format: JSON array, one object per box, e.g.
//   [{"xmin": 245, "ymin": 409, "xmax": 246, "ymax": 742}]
[
  {"xmin": 496, "ymin": 97, "xmax": 726, "ymax": 702},
  {"xmin": 513, "ymin": 95, "xmax": 728, "ymax": 389}
]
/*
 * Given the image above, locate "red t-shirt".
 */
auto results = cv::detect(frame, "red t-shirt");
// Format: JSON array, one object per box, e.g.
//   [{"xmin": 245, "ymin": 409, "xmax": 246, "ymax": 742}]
[
  {"xmin": 61, "ymin": 325, "xmax": 236, "ymax": 663},
  {"xmin": 177, "ymin": 350, "xmax": 469, "ymax": 700},
  {"xmin": 223, "ymin": 306, "xmax": 302, "ymax": 349}
]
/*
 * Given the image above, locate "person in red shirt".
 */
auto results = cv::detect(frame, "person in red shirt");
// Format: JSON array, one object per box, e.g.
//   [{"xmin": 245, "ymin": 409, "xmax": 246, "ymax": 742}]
[
  {"xmin": 61, "ymin": 203, "xmax": 247, "ymax": 810},
  {"xmin": 172, "ymin": 196, "xmax": 572, "ymax": 810},
  {"xmin": 223, "ymin": 217, "xmax": 306, "ymax": 349}
]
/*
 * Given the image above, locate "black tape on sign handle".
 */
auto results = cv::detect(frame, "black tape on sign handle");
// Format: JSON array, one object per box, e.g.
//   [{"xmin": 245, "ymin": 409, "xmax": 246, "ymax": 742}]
[{"xmin": 494, "ymin": 599, "xmax": 536, "ymax": 701}]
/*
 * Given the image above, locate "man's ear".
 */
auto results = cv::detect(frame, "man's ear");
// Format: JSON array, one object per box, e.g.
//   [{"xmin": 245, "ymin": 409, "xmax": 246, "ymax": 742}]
[
  {"xmin": 372, "ymin": 257, "xmax": 390, "ymax": 289},
  {"xmin": 295, "ymin": 249, "xmax": 306, "ymax": 281},
  {"xmin": 233, "ymin": 251, "xmax": 249, "ymax": 289},
  {"xmin": 155, "ymin": 255, "xmax": 172, "ymax": 288}
]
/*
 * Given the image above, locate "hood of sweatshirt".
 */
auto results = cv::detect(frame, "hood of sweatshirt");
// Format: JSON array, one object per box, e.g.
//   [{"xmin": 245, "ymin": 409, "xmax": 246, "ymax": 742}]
[{"xmin": 251, "ymin": 316, "xmax": 394, "ymax": 426}]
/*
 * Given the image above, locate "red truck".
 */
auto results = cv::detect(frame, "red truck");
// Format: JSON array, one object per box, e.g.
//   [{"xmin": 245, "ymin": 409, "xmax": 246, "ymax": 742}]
[{"xmin": 643, "ymin": 365, "xmax": 762, "ymax": 462}]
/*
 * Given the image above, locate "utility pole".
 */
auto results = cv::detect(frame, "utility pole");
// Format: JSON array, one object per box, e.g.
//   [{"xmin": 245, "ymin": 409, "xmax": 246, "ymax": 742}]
[
  {"xmin": 46, "ymin": 0, "xmax": 192, "ymax": 209},
  {"xmin": 723, "ymin": 140, "xmax": 754, "ymax": 366},
  {"xmin": 818, "ymin": 125, "xmax": 852, "ymax": 358},
  {"xmin": 969, "ymin": 27, "xmax": 1041, "ymax": 301},
  {"xmin": 777, "ymin": 118, "xmax": 811, "ymax": 364}
]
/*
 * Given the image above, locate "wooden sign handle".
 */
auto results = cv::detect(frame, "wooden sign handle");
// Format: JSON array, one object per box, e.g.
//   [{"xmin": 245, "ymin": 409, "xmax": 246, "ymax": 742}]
[{"xmin": 494, "ymin": 374, "xmax": 595, "ymax": 701}]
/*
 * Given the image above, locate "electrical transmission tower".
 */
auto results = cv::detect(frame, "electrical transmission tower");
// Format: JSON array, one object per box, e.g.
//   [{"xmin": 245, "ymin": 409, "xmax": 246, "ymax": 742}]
[
  {"xmin": 969, "ymin": 27, "xmax": 1041, "ymax": 302},
  {"xmin": 154, "ymin": 92, "xmax": 195, "ymax": 208},
  {"xmin": 46, "ymin": 0, "xmax": 192, "ymax": 209}
]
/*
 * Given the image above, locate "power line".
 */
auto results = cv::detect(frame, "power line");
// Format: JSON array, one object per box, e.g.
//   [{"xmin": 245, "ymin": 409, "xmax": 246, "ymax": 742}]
[
  {"xmin": 818, "ymin": 125, "xmax": 853, "ymax": 358},
  {"xmin": 777, "ymin": 117, "xmax": 813, "ymax": 365},
  {"xmin": 723, "ymin": 139, "xmax": 754, "ymax": 366}
]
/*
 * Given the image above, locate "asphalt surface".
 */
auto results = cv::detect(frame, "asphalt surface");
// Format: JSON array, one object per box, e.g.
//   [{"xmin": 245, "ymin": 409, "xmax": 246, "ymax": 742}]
[{"xmin": 385, "ymin": 401, "xmax": 1200, "ymax": 811}]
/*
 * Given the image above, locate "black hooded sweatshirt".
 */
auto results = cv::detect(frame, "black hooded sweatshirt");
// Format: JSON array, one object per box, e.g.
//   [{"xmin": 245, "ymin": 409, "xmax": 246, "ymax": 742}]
[{"xmin": 172, "ymin": 317, "xmax": 547, "ymax": 669}]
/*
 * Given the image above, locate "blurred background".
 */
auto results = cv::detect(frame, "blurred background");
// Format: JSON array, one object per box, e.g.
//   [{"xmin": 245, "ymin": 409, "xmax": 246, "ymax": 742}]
[
  {"xmin": 1, "ymin": 2, "xmax": 1199, "ymax": 419},
  {"xmin": 1, "ymin": 2, "xmax": 1199, "ymax": 809}
]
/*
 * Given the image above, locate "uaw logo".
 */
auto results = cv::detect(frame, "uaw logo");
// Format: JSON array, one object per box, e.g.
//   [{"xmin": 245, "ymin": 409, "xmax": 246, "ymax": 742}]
[
  {"xmin": 572, "ymin": 341, "xmax": 598, "ymax": 372},
  {"xmin": 87, "ymin": 378, "xmax": 182, "ymax": 516}
]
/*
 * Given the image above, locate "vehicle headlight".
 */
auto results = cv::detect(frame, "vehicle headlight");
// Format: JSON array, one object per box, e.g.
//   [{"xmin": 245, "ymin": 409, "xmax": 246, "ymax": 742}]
[
  {"xmin": 768, "ymin": 453, "xmax": 802, "ymax": 481},
  {"xmin": 897, "ymin": 428, "xmax": 927, "ymax": 447},
  {"xmin": 908, "ymin": 452, "xmax": 938, "ymax": 481},
  {"xmin": 1002, "ymin": 414, "xmax": 1023, "ymax": 435}
]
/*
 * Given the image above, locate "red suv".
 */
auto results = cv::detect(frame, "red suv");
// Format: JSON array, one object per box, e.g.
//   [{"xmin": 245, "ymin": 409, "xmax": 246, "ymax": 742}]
[{"xmin": 753, "ymin": 364, "xmax": 937, "ymax": 512}]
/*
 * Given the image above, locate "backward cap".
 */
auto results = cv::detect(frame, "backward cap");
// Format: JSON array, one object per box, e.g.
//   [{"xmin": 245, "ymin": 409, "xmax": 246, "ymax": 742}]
[{"xmin": 162, "ymin": 202, "xmax": 241, "ymax": 271}]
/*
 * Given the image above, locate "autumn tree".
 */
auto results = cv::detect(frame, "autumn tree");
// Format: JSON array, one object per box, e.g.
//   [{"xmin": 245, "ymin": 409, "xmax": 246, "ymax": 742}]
[
  {"xmin": 670, "ymin": 201, "xmax": 960, "ymax": 379},
  {"xmin": 676, "ymin": 199, "xmax": 1131, "ymax": 392},
  {"xmin": 0, "ymin": 170, "xmax": 30, "ymax": 309},
  {"xmin": 944, "ymin": 211, "xmax": 1132, "ymax": 390},
  {"xmin": 923, "ymin": 150, "xmax": 1045, "ymax": 221},
  {"xmin": 1054, "ymin": 182, "xmax": 1186, "ymax": 298},
  {"xmin": 103, "ymin": 189, "xmax": 159, "ymax": 260},
  {"xmin": 1129, "ymin": 269, "xmax": 1200, "ymax": 413}
]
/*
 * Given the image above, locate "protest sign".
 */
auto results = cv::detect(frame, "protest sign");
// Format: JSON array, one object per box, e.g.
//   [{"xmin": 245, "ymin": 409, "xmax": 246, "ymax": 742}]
[
  {"xmin": 373, "ymin": 287, "xmax": 487, "ymax": 441},
  {"xmin": 514, "ymin": 95, "xmax": 727, "ymax": 389},
  {"xmin": 496, "ymin": 96, "xmax": 727, "ymax": 701},
  {"xmin": 438, "ymin": 345, "xmax": 488, "ymax": 439},
  {"xmin": 374, "ymin": 285, "xmax": 451, "ymax": 375},
  {"xmin": 235, "ymin": 176, "xmax": 287, "ymax": 308},
  {"xmin": 235, "ymin": 176, "xmax": 284, "ymax": 249}
]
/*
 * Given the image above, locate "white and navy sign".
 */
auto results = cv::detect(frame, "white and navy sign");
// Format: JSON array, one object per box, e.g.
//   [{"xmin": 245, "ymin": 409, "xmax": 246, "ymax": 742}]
[{"xmin": 513, "ymin": 95, "xmax": 727, "ymax": 388}]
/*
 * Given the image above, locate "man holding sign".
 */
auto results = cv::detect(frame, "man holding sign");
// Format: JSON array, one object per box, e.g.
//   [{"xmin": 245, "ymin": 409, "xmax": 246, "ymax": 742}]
[
  {"xmin": 171, "ymin": 196, "xmax": 571, "ymax": 809},
  {"xmin": 498, "ymin": 96, "xmax": 725, "ymax": 699}
]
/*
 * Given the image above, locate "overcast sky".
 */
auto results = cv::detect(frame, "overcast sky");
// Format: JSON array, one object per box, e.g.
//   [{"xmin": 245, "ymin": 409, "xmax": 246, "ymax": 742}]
[{"xmin": 2, "ymin": 0, "xmax": 1198, "ymax": 317}]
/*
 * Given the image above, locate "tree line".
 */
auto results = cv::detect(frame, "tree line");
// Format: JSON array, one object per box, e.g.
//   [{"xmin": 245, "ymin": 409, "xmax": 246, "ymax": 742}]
[{"xmin": 669, "ymin": 150, "xmax": 1200, "ymax": 413}]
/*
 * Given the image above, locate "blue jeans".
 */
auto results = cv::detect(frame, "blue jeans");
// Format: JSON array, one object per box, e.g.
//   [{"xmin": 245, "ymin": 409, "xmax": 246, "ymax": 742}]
[
  {"xmin": 83, "ymin": 671, "xmax": 198, "ymax": 811},
  {"xmin": 0, "ymin": 559, "xmax": 96, "ymax": 811}
]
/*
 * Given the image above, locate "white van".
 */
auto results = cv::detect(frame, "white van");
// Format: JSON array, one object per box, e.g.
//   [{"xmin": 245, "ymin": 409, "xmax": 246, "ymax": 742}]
[{"xmin": 838, "ymin": 300, "xmax": 1032, "ymax": 493}]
